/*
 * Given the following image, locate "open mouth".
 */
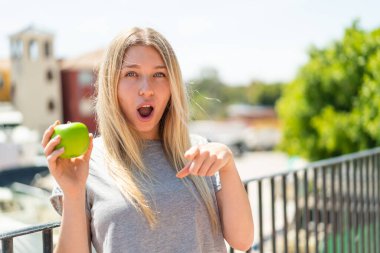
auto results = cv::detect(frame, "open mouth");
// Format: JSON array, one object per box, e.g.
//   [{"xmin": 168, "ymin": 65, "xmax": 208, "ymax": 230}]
[{"xmin": 137, "ymin": 105, "xmax": 154, "ymax": 118}]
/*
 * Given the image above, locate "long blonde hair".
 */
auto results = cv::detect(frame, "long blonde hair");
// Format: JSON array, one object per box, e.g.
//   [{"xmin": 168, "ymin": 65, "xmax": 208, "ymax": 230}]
[{"xmin": 95, "ymin": 27, "xmax": 219, "ymax": 231}]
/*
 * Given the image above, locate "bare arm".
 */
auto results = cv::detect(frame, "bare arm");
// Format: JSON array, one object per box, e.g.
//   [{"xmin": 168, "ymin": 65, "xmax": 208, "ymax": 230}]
[
  {"xmin": 54, "ymin": 192, "xmax": 91, "ymax": 253},
  {"xmin": 41, "ymin": 121, "xmax": 93, "ymax": 253},
  {"xmin": 216, "ymin": 160, "xmax": 254, "ymax": 251}
]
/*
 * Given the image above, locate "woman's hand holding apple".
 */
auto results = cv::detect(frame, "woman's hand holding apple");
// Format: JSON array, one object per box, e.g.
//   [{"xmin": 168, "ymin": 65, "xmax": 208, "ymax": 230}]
[{"xmin": 41, "ymin": 121, "xmax": 93, "ymax": 199}]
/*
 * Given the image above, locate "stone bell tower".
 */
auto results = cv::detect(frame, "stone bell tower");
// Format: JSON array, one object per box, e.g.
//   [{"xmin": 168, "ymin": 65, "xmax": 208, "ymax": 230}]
[{"xmin": 9, "ymin": 25, "xmax": 63, "ymax": 135}]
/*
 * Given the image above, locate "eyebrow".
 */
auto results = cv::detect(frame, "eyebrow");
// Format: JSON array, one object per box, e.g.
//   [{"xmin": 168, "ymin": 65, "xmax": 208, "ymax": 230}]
[{"xmin": 121, "ymin": 64, "xmax": 167, "ymax": 70}]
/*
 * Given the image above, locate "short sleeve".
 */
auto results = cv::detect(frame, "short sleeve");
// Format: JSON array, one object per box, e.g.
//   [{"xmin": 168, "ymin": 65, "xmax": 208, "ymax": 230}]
[
  {"xmin": 211, "ymin": 172, "xmax": 222, "ymax": 192},
  {"xmin": 50, "ymin": 183, "xmax": 64, "ymax": 215}
]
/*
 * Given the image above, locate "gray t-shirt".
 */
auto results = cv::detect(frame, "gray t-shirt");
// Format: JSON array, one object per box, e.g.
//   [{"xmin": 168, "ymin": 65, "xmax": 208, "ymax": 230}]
[{"xmin": 50, "ymin": 135, "xmax": 227, "ymax": 253}]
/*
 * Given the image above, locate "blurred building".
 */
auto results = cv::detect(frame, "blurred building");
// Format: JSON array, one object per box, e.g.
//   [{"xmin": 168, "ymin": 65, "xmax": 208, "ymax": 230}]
[
  {"xmin": 0, "ymin": 59, "xmax": 11, "ymax": 102},
  {"xmin": 227, "ymin": 104, "xmax": 280, "ymax": 129},
  {"xmin": 59, "ymin": 50, "xmax": 103, "ymax": 134},
  {"xmin": 3, "ymin": 26, "xmax": 104, "ymax": 136},
  {"xmin": 9, "ymin": 26, "xmax": 63, "ymax": 135},
  {"xmin": 227, "ymin": 104, "xmax": 281, "ymax": 150}
]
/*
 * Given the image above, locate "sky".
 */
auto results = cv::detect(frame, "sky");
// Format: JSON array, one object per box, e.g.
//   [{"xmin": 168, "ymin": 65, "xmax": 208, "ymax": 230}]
[{"xmin": 1, "ymin": 0, "xmax": 379, "ymax": 85}]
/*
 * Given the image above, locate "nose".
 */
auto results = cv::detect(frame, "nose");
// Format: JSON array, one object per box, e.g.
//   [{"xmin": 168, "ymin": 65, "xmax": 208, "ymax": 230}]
[{"xmin": 138, "ymin": 76, "xmax": 154, "ymax": 97}]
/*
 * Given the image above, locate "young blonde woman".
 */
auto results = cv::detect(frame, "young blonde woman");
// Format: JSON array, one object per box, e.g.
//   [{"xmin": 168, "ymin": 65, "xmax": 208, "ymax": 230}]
[{"xmin": 41, "ymin": 27, "xmax": 253, "ymax": 253}]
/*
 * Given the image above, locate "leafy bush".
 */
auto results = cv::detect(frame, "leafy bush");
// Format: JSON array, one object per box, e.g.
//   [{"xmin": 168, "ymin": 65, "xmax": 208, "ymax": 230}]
[{"xmin": 276, "ymin": 22, "xmax": 380, "ymax": 160}]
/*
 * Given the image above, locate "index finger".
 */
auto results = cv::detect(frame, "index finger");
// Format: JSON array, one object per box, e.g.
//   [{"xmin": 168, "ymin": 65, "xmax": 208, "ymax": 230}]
[
  {"xmin": 41, "ymin": 120, "xmax": 60, "ymax": 148},
  {"xmin": 184, "ymin": 146, "xmax": 200, "ymax": 160}
]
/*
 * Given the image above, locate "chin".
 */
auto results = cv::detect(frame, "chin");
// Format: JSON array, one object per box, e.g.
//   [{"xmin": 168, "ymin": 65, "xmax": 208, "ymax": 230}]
[{"xmin": 136, "ymin": 128, "xmax": 158, "ymax": 138}]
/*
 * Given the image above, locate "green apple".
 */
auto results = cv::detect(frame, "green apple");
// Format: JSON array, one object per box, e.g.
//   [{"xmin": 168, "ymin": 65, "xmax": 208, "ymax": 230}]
[{"xmin": 51, "ymin": 122, "xmax": 90, "ymax": 158}]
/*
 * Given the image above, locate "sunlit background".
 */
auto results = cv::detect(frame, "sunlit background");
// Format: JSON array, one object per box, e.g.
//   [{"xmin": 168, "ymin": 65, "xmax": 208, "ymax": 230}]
[
  {"xmin": 1, "ymin": 0, "xmax": 380, "ymax": 252},
  {"xmin": 1, "ymin": 0, "xmax": 379, "ymax": 84}
]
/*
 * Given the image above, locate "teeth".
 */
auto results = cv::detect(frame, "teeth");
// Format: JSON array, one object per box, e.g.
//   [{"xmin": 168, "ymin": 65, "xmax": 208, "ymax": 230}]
[{"xmin": 141, "ymin": 105, "xmax": 151, "ymax": 108}]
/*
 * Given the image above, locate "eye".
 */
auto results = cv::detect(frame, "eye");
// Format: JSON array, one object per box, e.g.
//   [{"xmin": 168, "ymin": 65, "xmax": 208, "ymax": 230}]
[
  {"xmin": 153, "ymin": 72, "xmax": 166, "ymax": 78},
  {"xmin": 126, "ymin": 71, "xmax": 137, "ymax": 77}
]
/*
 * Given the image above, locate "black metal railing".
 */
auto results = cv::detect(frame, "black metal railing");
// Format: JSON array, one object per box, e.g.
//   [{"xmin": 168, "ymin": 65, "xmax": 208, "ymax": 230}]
[
  {"xmin": 0, "ymin": 222, "xmax": 60, "ymax": 253},
  {"xmin": 231, "ymin": 147, "xmax": 380, "ymax": 253},
  {"xmin": 2, "ymin": 147, "xmax": 380, "ymax": 253}
]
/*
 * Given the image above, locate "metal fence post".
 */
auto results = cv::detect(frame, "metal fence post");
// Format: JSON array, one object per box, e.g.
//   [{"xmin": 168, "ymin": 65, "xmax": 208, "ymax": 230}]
[{"xmin": 2, "ymin": 238, "xmax": 13, "ymax": 253}]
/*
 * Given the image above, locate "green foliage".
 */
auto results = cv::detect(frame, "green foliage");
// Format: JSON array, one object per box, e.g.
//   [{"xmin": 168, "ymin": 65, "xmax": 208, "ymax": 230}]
[
  {"xmin": 189, "ymin": 68, "xmax": 284, "ymax": 120},
  {"xmin": 276, "ymin": 22, "xmax": 380, "ymax": 160},
  {"xmin": 188, "ymin": 68, "xmax": 227, "ymax": 120},
  {"xmin": 245, "ymin": 81, "xmax": 283, "ymax": 106}
]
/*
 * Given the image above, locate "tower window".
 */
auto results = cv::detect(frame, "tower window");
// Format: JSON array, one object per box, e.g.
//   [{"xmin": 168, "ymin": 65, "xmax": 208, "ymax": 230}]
[
  {"xmin": 29, "ymin": 40, "xmax": 39, "ymax": 61},
  {"xmin": 11, "ymin": 40, "xmax": 23, "ymax": 59},
  {"xmin": 44, "ymin": 42, "xmax": 51, "ymax": 58},
  {"xmin": 46, "ymin": 70, "xmax": 54, "ymax": 81},
  {"xmin": 48, "ymin": 99, "xmax": 55, "ymax": 112}
]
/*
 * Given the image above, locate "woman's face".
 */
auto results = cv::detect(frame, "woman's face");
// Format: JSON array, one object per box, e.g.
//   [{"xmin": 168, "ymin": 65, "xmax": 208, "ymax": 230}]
[{"xmin": 117, "ymin": 45, "xmax": 171, "ymax": 140}]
